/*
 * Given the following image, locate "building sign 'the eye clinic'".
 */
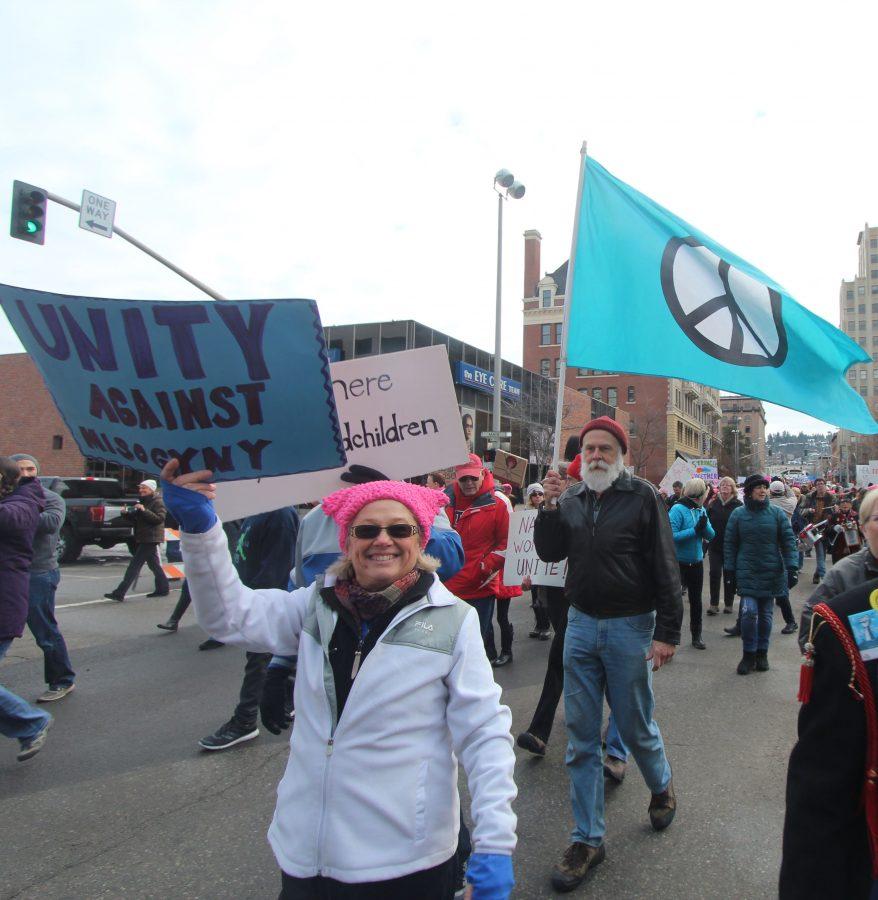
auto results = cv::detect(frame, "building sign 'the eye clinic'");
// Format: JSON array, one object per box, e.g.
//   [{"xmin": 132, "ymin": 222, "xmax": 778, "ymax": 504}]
[{"xmin": 454, "ymin": 361, "xmax": 522, "ymax": 400}]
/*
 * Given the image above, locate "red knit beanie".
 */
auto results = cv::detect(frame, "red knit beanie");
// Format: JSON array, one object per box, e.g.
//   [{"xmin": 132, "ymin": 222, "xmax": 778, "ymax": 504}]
[{"xmin": 579, "ymin": 416, "xmax": 628, "ymax": 455}]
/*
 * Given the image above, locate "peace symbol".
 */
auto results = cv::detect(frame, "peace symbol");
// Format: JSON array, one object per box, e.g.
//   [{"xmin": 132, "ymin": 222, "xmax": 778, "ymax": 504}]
[{"xmin": 660, "ymin": 237, "xmax": 788, "ymax": 368}]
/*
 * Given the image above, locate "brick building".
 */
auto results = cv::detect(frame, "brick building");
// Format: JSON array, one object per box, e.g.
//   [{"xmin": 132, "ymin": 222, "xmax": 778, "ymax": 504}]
[
  {"xmin": 719, "ymin": 395, "xmax": 766, "ymax": 475},
  {"xmin": 0, "ymin": 353, "xmax": 87, "ymax": 475},
  {"xmin": 521, "ymin": 230, "xmax": 721, "ymax": 486}
]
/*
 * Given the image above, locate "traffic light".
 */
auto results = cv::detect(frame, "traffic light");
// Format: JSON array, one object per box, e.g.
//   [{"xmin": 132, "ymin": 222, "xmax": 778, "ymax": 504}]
[{"xmin": 10, "ymin": 180, "xmax": 47, "ymax": 245}]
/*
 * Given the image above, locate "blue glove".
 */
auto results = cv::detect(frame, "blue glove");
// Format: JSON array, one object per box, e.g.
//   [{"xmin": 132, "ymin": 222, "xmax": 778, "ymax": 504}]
[
  {"xmin": 161, "ymin": 478, "xmax": 217, "ymax": 534},
  {"xmin": 466, "ymin": 853, "xmax": 514, "ymax": 900}
]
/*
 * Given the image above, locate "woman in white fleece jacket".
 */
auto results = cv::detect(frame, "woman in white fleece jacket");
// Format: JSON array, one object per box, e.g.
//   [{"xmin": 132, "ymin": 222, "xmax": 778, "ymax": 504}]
[{"xmin": 161, "ymin": 462, "xmax": 517, "ymax": 900}]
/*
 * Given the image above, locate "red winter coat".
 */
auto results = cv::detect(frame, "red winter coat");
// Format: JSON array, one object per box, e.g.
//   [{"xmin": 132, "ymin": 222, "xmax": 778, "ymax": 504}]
[{"xmin": 444, "ymin": 472, "xmax": 510, "ymax": 600}]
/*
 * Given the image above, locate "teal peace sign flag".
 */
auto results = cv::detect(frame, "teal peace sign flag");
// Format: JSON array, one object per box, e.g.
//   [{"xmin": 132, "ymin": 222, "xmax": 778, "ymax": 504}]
[{"xmin": 567, "ymin": 157, "xmax": 877, "ymax": 433}]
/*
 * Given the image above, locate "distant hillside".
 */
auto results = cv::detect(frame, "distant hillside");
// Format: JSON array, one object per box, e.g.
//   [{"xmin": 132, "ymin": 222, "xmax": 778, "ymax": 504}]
[{"xmin": 766, "ymin": 431, "xmax": 832, "ymax": 464}]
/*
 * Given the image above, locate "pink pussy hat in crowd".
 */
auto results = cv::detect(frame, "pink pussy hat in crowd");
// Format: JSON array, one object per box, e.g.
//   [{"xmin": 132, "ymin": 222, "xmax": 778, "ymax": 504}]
[{"xmin": 321, "ymin": 480, "xmax": 448, "ymax": 551}]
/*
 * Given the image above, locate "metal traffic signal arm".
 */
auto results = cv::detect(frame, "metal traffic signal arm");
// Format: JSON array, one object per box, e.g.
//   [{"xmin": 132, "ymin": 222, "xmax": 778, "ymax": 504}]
[{"xmin": 9, "ymin": 182, "xmax": 226, "ymax": 301}]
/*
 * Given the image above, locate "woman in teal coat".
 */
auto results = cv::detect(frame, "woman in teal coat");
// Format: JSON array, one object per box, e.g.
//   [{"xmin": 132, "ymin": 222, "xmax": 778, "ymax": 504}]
[
  {"xmin": 669, "ymin": 478, "xmax": 715, "ymax": 650},
  {"xmin": 724, "ymin": 474, "xmax": 798, "ymax": 675}
]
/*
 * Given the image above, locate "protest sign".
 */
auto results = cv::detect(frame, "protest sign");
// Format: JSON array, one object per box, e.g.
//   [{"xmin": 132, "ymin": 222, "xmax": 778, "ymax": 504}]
[
  {"xmin": 856, "ymin": 464, "xmax": 878, "ymax": 488},
  {"xmin": 0, "ymin": 285, "xmax": 346, "ymax": 482},
  {"xmin": 214, "ymin": 345, "xmax": 470, "ymax": 519},
  {"xmin": 659, "ymin": 457, "xmax": 696, "ymax": 494},
  {"xmin": 502, "ymin": 508, "xmax": 567, "ymax": 587},
  {"xmin": 691, "ymin": 458, "xmax": 718, "ymax": 483},
  {"xmin": 493, "ymin": 450, "xmax": 528, "ymax": 488}
]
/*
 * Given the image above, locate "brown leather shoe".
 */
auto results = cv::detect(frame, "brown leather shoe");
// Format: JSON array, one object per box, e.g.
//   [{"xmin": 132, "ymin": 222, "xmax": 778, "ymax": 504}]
[
  {"xmin": 648, "ymin": 778, "xmax": 676, "ymax": 831},
  {"xmin": 551, "ymin": 841, "xmax": 606, "ymax": 892},
  {"xmin": 603, "ymin": 755, "xmax": 627, "ymax": 784}
]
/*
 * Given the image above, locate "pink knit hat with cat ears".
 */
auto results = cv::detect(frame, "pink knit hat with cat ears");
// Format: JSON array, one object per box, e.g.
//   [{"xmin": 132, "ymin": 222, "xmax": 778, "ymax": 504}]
[{"xmin": 321, "ymin": 480, "xmax": 448, "ymax": 551}]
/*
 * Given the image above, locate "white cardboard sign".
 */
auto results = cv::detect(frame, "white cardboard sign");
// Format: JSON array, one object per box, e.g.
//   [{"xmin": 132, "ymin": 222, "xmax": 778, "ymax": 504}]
[
  {"xmin": 690, "ymin": 458, "xmax": 719, "ymax": 483},
  {"xmin": 856, "ymin": 464, "xmax": 878, "ymax": 488},
  {"xmin": 502, "ymin": 508, "xmax": 568, "ymax": 587},
  {"xmin": 659, "ymin": 458, "xmax": 696, "ymax": 495},
  {"xmin": 214, "ymin": 345, "xmax": 469, "ymax": 519}
]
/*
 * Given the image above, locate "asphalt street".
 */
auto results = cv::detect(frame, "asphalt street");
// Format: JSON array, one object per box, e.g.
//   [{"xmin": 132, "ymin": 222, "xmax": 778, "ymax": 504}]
[{"xmin": 1, "ymin": 546, "xmax": 811, "ymax": 899}]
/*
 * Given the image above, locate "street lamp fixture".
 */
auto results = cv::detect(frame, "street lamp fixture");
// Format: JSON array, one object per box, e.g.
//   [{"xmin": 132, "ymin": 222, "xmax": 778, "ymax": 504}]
[{"xmin": 492, "ymin": 169, "xmax": 526, "ymax": 436}]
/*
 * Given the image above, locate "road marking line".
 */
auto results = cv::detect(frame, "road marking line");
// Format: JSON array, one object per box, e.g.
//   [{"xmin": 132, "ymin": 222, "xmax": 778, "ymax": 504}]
[
  {"xmin": 57, "ymin": 574, "xmax": 120, "ymax": 580},
  {"xmin": 57, "ymin": 591, "xmax": 176, "ymax": 610}
]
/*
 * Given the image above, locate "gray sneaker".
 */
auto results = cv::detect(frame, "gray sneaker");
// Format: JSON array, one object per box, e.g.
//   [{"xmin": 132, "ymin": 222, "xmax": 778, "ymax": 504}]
[
  {"xmin": 17, "ymin": 717, "xmax": 53, "ymax": 761},
  {"xmin": 37, "ymin": 684, "xmax": 75, "ymax": 703}
]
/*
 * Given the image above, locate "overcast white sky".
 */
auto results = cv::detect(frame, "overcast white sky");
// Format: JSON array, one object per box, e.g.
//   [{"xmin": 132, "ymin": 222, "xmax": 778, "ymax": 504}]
[{"xmin": 2, "ymin": 2, "xmax": 876, "ymax": 438}]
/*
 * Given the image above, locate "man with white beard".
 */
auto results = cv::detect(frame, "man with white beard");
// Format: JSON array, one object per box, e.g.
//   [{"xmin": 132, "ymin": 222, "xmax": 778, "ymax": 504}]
[{"xmin": 534, "ymin": 416, "xmax": 683, "ymax": 894}]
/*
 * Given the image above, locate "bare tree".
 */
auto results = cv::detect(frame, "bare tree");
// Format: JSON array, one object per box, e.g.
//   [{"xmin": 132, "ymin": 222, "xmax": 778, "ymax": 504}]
[
  {"xmin": 503, "ymin": 381, "xmax": 573, "ymax": 479},
  {"xmin": 627, "ymin": 406, "xmax": 667, "ymax": 478}
]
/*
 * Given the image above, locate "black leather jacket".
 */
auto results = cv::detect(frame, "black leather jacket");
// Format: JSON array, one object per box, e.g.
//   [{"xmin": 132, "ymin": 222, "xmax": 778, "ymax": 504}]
[{"xmin": 533, "ymin": 471, "xmax": 683, "ymax": 645}]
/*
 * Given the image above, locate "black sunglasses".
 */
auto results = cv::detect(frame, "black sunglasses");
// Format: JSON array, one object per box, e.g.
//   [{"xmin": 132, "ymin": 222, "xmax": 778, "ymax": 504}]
[{"xmin": 349, "ymin": 524, "xmax": 419, "ymax": 540}]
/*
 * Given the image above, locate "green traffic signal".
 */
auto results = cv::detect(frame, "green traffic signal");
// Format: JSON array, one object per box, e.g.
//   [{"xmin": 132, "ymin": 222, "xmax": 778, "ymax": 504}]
[{"xmin": 10, "ymin": 180, "xmax": 47, "ymax": 245}]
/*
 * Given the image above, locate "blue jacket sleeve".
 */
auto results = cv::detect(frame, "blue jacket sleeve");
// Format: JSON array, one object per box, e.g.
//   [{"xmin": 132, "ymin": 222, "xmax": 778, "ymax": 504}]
[
  {"xmin": 669, "ymin": 504, "xmax": 696, "ymax": 543},
  {"xmin": 426, "ymin": 524, "xmax": 464, "ymax": 583}
]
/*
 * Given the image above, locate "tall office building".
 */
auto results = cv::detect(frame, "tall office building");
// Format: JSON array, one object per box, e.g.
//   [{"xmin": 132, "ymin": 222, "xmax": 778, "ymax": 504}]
[{"xmin": 836, "ymin": 223, "xmax": 878, "ymax": 479}]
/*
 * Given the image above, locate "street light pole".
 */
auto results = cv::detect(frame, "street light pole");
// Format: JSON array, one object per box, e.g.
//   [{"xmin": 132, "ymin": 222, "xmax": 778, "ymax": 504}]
[
  {"xmin": 492, "ymin": 169, "xmax": 525, "ymax": 435},
  {"xmin": 493, "ymin": 191, "xmax": 504, "ymax": 434}
]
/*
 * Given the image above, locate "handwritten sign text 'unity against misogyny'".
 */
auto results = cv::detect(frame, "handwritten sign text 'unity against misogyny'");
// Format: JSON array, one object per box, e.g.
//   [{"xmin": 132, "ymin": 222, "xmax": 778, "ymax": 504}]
[
  {"xmin": 0, "ymin": 285, "xmax": 346, "ymax": 481},
  {"xmin": 502, "ymin": 508, "xmax": 568, "ymax": 587}
]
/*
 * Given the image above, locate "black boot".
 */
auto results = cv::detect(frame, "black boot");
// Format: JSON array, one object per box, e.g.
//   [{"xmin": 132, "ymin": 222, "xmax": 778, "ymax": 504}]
[
  {"xmin": 724, "ymin": 623, "xmax": 741, "ymax": 637},
  {"xmin": 691, "ymin": 633, "xmax": 706, "ymax": 650},
  {"xmin": 755, "ymin": 650, "xmax": 770, "ymax": 672},
  {"xmin": 737, "ymin": 651, "xmax": 757, "ymax": 675}
]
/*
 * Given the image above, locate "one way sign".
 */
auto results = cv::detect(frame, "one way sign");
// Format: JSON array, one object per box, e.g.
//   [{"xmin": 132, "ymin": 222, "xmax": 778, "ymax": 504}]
[{"xmin": 79, "ymin": 189, "xmax": 116, "ymax": 238}]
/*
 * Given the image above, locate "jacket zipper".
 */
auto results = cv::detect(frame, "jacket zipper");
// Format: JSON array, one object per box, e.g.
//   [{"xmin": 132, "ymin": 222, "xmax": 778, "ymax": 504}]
[
  {"xmin": 350, "ymin": 643, "xmax": 363, "ymax": 680},
  {"xmin": 315, "ymin": 597, "xmax": 432, "ymax": 872}
]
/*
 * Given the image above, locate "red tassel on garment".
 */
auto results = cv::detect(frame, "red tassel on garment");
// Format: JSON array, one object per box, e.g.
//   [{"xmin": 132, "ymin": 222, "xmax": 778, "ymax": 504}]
[{"xmin": 798, "ymin": 652, "xmax": 815, "ymax": 704}]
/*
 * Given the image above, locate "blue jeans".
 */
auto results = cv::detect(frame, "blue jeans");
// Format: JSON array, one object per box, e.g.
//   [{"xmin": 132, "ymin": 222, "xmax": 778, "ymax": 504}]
[
  {"xmin": 464, "ymin": 597, "xmax": 496, "ymax": 658},
  {"xmin": 605, "ymin": 713, "xmax": 629, "ymax": 760},
  {"xmin": 27, "ymin": 569, "xmax": 75, "ymax": 688},
  {"xmin": 814, "ymin": 541, "xmax": 826, "ymax": 577},
  {"xmin": 0, "ymin": 639, "xmax": 51, "ymax": 742},
  {"xmin": 563, "ymin": 608, "xmax": 672, "ymax": 846},
  {"xmin": 740, "ymin": 596, "xmax": 774, "ymax": 652}
]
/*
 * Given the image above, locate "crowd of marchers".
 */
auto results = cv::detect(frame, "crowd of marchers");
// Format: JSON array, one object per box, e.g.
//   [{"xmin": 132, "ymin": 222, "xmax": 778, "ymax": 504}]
[{"xmin": 2, "ymin": 418, "xmax": 878, "ymax": 898}]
